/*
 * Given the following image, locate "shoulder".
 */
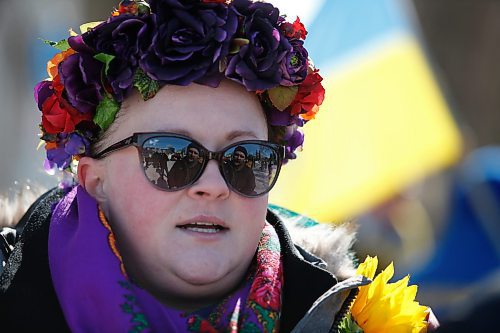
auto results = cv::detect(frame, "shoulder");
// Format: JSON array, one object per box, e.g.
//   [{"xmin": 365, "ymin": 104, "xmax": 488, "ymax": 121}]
[
  {"xmin": 0, "ymin": 187, "xmax": 69, "ymax": 331},
  {"xmin": 266, "ymin": 208, "xmax": 359, "ymax": 332},
  {"xmin": 5, "ymin": 187, "xmax": 64, "ymax": 238},
  {"xmin": 1, "ymin": 187, "xmax": 64, "ymax": 285},
  {"xmin": 267, "ymin": 206, "xmax": 357, "ymax": 281}
]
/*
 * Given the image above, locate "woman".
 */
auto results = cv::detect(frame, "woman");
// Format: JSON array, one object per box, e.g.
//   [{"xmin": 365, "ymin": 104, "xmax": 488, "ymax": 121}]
[{"xmin": 0, "ymin": 0, "xmax": 436, "ymax": 332}]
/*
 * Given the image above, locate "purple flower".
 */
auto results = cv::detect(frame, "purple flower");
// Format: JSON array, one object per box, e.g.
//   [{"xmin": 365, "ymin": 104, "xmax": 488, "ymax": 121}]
[
  {"xmin": 82, "ymin": 14, "xmax": 154, "ymax": 101},
  {"xmin": 284, "ymin": 127, "xmax": 304, "ymax": 160},
  {"xmin": 140, "ymin": 0, "xmax": 238, "ymax": 85},
  {"xmin": 46, "ymin": 133, "xmax": 90, "ymax": 170},
  {"xmin": 34, "ymin": 80, "xmax": 52, "ymax": 110},
  {"xmin": 59, "ymin": 53, "xmax": 104, "ymax": 114},
  {"xmin": 68, "ymin": 35, "xmax": 94, "ymax": 54},
  {"xmin": 280, "ymin": 39, "xmax": 308, "ymax": 87},
  {"xmin": 65, "ymin": 133, "xmax": 89, "ymax": 155},
  {"xmin": 266, "ymin": 107, "xmax": 304, "ymax": 161},
  {"xmin": 225, "ymin": 0, "xmax": 292, "ymax": 91},
  {"xmin": 47, "ymin": 147, "xmax": 72, "ymax": 170},
  {"xmin": 266, "ymin": 105, "xmax": 305, "ymax": 127}
]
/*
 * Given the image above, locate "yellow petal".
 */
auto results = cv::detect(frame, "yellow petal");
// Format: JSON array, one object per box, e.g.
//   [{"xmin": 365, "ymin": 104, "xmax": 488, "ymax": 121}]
[
  {"xmin": 350, "ymin": 257, "xmax": 429, "ymax": 333},
  {"xmin": 352, "ymin": 255, "xmax": 378, "ymax": 315},
  {"xmin": 356, "ymin": 255, "xmax": 378, "ymax": 279}
]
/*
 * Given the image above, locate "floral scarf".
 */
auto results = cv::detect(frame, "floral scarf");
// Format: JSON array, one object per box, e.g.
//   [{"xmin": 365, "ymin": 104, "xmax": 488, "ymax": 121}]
[{"xmin": 49, "ymin": 186, "xmax": 283, "ymax": 332}]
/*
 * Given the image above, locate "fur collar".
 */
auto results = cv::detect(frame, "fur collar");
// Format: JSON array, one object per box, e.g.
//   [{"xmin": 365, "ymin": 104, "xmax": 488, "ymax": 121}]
[
  {"xmin": 0, "ymin": 185, "xmax": 45, "ymax": 228},
  {"xmin": 287, "ymin": 221, "xmax": 357, "ymax": 281}
]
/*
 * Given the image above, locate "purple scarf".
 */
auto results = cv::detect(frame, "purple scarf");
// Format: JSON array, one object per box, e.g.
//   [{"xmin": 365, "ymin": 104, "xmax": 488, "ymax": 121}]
[{"xmin": 49, "ymin": 186, "xmax": 283, "ymax": 332}]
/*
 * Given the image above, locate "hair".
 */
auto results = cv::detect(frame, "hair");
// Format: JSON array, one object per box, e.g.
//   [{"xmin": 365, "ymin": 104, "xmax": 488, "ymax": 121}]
[{"xmin": 234, "ymin": 145, "xmax": 248, "ymax": 157}]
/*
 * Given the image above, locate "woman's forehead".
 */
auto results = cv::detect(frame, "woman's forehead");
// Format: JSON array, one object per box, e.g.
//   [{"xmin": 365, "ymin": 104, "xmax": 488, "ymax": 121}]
[{"xmin": 113, "ymin": 82, "xmax": 268, "ymax": 146}]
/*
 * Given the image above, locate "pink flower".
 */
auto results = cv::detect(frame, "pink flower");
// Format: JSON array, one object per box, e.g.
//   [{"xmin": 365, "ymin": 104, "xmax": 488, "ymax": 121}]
[{"xmin": 250, "ymin": 274, "xmax": 282, "ymax": 310}]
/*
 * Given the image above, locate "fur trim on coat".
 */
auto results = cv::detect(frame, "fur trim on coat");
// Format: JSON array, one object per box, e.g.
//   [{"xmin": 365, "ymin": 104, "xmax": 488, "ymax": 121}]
[
  {"xmin": 0, "ymin": 184, "xmax": 45, "ymax": 228},
  {"xmin": 287, "ymin": 222, "xmax": 357, "ymax": 281}
]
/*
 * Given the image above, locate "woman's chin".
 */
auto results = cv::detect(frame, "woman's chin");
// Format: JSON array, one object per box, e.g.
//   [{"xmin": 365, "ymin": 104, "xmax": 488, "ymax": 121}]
[
  {"xmin": 174, "ymin": 262, "xmax": 231, "ymax": 287},
  {"xmin": 170, "ymin": 249, "xmax": 241, "ymax": 284},
  {"xmin": 152, "ymin": 268, "xmax": 236, "ymax": 311}
]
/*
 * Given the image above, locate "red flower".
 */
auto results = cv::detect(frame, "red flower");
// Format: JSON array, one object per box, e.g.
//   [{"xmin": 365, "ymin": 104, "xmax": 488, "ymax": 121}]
[
  {"xmin": 38, "ymin": 47, "xmax": 93, "ymax": 135},
  {"xmin": 199, "ymin": 321, "xmax": 218, "ymax": 333},
  {"xmin": 112, "ymin": 0, "xmax": 152, "ymax": 16},
  {"xmin": 280, "ymin": 17, "xmax": 308, "ymax": 40},
  {"xmin": 249, "ymin": 248, "xmax": 282, "ymax": 311},
  {"xmin": 41, "ymin": 92, "xmax": 92, "ymax": 134},
  {"xmin": 249, "ymin": 271, "xmax": 282, "ymax": 311},
  {"xmin": 289, "ymin": 70, "xmax": 325, "ymax": 120}
]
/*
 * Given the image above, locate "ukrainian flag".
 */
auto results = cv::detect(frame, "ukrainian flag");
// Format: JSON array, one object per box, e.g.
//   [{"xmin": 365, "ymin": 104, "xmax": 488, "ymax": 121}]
[{"xmin": 270, "ymin": 0, "xmax": 462, "ymax": 222}]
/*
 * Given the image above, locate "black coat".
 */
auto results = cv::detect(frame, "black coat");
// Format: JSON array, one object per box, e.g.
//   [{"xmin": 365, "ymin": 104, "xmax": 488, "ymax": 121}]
[{"xmin": 0, "ymin": 189, "xmax": 337, "ymax": 333}]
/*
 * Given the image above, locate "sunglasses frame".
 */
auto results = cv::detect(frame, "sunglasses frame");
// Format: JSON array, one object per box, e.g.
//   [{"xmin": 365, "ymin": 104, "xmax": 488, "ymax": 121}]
[{"xmin": 92, "ymin": 132, "xmax": 285, "ymax": 197}]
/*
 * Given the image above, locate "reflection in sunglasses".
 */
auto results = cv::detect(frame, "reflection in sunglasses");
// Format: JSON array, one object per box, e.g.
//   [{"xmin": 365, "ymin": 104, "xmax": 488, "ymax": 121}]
[{"xmin": 95, "ymin": 132, "xmax": 284, "ymax": 197}]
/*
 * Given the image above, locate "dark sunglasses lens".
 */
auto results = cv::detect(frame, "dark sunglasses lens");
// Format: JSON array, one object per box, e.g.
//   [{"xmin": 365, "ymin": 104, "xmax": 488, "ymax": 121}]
[
  {"xmin": 141, "ymin": 136, "xmax": 204, "ymax": 190},
  {"xmin": 221, "ymin": 143, "xmax": 280, "ymax": 196}
]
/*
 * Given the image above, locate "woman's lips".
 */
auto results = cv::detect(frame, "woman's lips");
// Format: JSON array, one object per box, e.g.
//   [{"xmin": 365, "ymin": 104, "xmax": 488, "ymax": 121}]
[{"xmin": 176, "ymin": 216, "xmax": 229, "ymax": 234}]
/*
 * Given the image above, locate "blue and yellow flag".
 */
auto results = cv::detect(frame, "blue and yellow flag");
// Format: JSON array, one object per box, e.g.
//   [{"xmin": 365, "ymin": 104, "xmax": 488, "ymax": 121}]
[{"xmin": 270, "ymin": 0, "xmax": 462, "ymax": 222}]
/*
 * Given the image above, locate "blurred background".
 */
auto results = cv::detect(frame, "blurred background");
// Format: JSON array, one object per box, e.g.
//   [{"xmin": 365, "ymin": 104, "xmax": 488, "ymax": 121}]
[{"xmin": 1, "ymin": 0, "xmax": 499, "ymax": 329}]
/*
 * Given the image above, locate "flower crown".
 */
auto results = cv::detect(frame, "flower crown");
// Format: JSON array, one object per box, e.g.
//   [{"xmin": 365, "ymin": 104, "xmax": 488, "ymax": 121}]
[{"xmin": 34, "ymin": 0, "xmax": 325, "ymax": 173}]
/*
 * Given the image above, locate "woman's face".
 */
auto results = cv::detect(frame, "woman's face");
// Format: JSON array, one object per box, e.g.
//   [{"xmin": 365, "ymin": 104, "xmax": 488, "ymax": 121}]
[{"xmin": 94, "ymin": 80, "xmax": 269, "ymax": 309}]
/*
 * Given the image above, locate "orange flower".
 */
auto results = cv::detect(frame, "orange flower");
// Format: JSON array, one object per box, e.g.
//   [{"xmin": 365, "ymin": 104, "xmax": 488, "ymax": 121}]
[
  {"xmin": 45, "ymin": 141, "xmax": 58, "ymax": 150},
  {"xmin": 300, "ymin": 104, "xmax": 320, "ymax": 121},
  {"xmin": 47, "ymin": 48, "xmax": 76, "ymax": 80}
]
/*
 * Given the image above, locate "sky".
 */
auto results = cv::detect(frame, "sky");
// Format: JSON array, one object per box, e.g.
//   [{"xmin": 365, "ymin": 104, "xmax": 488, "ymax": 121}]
[{"xmin": 268, "ymin": 0, "xmax": 324, "ymax": 26}]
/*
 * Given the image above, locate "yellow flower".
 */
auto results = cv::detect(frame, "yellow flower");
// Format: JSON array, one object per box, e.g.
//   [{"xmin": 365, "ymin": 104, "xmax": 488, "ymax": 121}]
[{"xmin": 350, "ymin": 256, "xmax": 429, "ymax": 333}]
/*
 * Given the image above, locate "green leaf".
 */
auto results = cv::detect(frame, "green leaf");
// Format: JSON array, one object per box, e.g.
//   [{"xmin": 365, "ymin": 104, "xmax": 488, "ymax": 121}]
[
  {"xmin": 132, "ymin": 313, "xmax": 149, "ymax": 326},
  {"xmin": 241, "ymin": 322, "xmax": 261, "ymax": 333},
  {"xmin": 137, "ymin": 1, "xmax": 152, "ymax": 15},
  {"xmin": 267, "ymin": 85, "xmax": 299, "ymax": 111},
  {"xmin": 125, "ymin": 294, "xmax": 137, "ymax": 302},
  {"xmin": 229, "ymin": 37, "xmax": 250, "ymax": 54},
  {"xmin": 133, "ymin": 68, "xmax": 159, "ymax": 101},
  {"xmin": 248, "ymin": 303, "xmax": 279, "ymax": 333},
  {"xmin": 94, "ymin": 95, "xmax": 120, "ymax": 131},
  {"xmin": 338, "ymin": 313, "xmax": 364, "ymax": 333},
  {"xmin": 121, "ymin": 303, "xmax": 133, "ymax": 314},
  {"xmin": 94, "ymin": 53, "xmax": 116, "ymax": 76},
  {"xmin": 80, "ymin": 21, "xmax": 104, "ymax": 34},
  {"xmin": 41, "ymin": 38, "xmax": 70, "ymax": 51}
]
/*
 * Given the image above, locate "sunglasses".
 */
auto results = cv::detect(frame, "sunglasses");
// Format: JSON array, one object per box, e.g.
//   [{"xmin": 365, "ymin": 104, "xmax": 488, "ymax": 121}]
[{"xmin": 92, "ymin": 132, "xmax": 285, "ymax": 197}]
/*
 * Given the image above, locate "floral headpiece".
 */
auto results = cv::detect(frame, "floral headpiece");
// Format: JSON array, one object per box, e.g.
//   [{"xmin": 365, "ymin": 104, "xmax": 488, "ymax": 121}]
[{"xmin": 34, "ymin": 0, "xmax": 325, "ymax": 173}]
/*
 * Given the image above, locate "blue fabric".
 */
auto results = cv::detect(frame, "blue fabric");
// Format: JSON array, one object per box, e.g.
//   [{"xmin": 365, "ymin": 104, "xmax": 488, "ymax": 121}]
[
  {"xmin": 305, "ymin": 0, "xmax": 410, "ymax": 68},
  {"xmin": 412, "ymin": 147, "xmax": 500, "ymax": 286},
  {"xmin": 268, "ymin": 204, "xmax": 318, "ymax": 228}
]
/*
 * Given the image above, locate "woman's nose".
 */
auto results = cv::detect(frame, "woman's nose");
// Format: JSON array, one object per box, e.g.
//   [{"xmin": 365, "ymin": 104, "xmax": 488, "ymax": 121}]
[{"xmin": 186, "ymin": 160, "xmax": 230, "ymax": 200}]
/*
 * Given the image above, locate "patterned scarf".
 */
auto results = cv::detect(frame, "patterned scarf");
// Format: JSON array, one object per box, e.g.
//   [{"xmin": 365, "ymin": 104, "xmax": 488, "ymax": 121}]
[{"xmin": 49, "ymin": 186, "xmax": 283, "ymax": 332}]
